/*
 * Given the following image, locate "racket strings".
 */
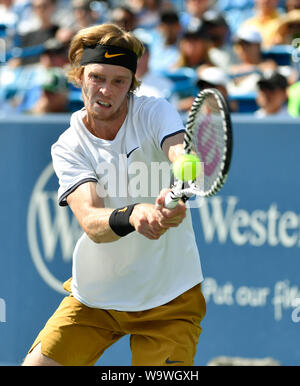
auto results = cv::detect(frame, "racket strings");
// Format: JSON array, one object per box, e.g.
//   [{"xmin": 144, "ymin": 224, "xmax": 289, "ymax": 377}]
[
  {"xmin": 190, "ymin": 95, "xmax": 227, "ymax": 194},
  {"xmin": 181, "ymin": 89, "xmax": 232, "ymax": 198}
]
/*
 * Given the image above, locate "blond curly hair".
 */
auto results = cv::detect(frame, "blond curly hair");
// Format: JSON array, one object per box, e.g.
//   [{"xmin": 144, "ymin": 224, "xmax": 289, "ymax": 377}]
[{"xmin": 67, "ymin": 23, "xmax": 144, "ymax": 92}]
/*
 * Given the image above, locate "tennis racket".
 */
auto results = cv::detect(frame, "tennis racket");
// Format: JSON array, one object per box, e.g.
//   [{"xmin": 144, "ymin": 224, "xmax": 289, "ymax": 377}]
[{"xmin": 164, "ymin": 88, "xmax": 233, "ymax": 209}]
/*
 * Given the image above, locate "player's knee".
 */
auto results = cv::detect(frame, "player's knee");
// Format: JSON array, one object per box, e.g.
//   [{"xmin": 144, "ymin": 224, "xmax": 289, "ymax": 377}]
[{"xmin": 22, "ymin": 343, "xmax": 62, "ymax": 366}]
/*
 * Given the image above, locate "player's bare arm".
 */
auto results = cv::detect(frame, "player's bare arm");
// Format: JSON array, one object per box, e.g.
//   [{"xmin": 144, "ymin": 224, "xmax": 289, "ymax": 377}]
[
  {"xmin": 67, "ymin": 181, "xmax": 174, "ymax": 242},
  {"xmin": 67, "ymin": 181, "xmax": 120, "ymax": 243},
  {"xmin": 162, "ymin": 131, "xmax": 185, "ymax": 163}
]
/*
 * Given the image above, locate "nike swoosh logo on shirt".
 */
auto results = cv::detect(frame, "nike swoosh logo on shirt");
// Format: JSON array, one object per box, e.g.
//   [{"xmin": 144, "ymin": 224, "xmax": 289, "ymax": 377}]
[{"xmin": 104, "ymin": 52, "xmax": 126, "ymax": 58}]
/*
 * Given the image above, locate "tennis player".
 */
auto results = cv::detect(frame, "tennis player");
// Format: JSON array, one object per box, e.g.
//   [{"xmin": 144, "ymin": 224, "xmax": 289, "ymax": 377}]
[{"xmin": 23, "ymin": 23, "xmax": 206, "ymax": 366}]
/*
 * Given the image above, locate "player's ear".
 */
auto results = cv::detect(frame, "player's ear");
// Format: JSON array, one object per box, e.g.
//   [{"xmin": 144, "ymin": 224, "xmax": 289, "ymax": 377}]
[
  {"xmin": 75, "ymin": 75, "xmax": 82, "ymax": 87},
  {"xmin": 75, "ymin": 67, "xmax": 84, "ymax": 87}
]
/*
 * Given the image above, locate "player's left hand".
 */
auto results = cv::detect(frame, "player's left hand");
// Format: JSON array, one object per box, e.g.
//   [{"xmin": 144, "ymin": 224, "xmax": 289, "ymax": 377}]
[{"xmin": 155, "ymin": 188, "xmax": 186, "ymax": 228}]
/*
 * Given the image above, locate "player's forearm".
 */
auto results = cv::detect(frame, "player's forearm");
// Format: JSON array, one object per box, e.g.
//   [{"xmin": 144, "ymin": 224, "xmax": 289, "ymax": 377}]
[
  {"xmin": 82, "ymin": 208, "xmax": 121, "ymax": 243},
  {"xmin": 162, "ymin": 133, "xmax": 184, "ymax": 163}
]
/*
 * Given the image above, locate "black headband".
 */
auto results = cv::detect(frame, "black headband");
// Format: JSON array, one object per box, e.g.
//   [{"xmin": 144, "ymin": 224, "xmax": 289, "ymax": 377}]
[{"xmin": 79, "ymin": 44, "xmax": 138, "ymax": 73}]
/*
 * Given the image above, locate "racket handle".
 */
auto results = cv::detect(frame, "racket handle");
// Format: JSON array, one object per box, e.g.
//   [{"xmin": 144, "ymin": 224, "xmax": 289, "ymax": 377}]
[{"xmin": 164, "ymin": 191, "xmax": 180, "ymax": 209}]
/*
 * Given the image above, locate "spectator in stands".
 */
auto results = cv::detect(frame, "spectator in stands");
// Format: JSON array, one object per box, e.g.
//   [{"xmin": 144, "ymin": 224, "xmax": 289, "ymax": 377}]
[
  {"xmin": 228, "ymin": 26, "xmax": 277, "ymax": 94},
  {"xmin": 55, "ymin": 0, "xmax": 98, "ymax": 46},
  {"xmin": 8, "ymin": 39, "xmax": 70, "ymax": 113},
  {"xmin": 148, "ymin": 9, "xmax": 182, "ymax": 74},
  {"xmin": 134, "ymin": 41, "xmax": 173, "ymax": 99},
  {"xmin": 180, "ymin": 0, "xmax": 214, "ymax": 31},
  {"xmin": 133, "ymin": 0, "xmax": 168, "ymax": 30},
  {"xmin": 216, "ymin": 0, "xmax": 255, "ymax": 35},
  {"xmin": 110, "ymin": 4, "xmax": 137, "ymax": 32},
  {"xmin": 0, "ymin": 0, "xmax": 18, "ymax": 49},
  {"xmin": 126, "ymin": 0, "xmax": 144, "ymax": 15},
  {"xmin": 271, "ymin": 9, "xmax": 300, "ymax": 45},
  {"xmin": 0, "ymin": 0, "xmax": 34, "ymax": 43},
  {"xmin": 196, "ymin": 66, "xmax": 230, "ymax": 99},
  {"xmin": 175, "ymin": 24, "xmax": 213, "ymax": 70},
  {"xmin": 28, "ymin": 67, "xmax": 69, "ymax": 114},
  {"xmin": 18, "ymin": 0, "xmax": 60, "ymax": 66},
  {"xmin": 177, "ymin": 66, "xmax": 234, "ymax": 113},
  {"xmin": 202, "ymin": 9, "xmax": 239, "ymax": 70},
  {"xmin": 255, "ymin": 71, "xmax": 291, "ymax": 117},
  {"xmin": 286, "ymin": 0, "xmax": 300, "ymax": 12},
  {"xmin": 0, "ymin": 0, "xmax": 15, "ymax": 21},
  {"xmin": 71, "ymin": 0, "xmax": 96, "ymax": 30},
  {"xmin": 240, "ymin": 0, "xmax": 282, "ymax": 48},
  {"xmin": 40, "ymin": 37, "xmax": 69, "ymax": 68}
]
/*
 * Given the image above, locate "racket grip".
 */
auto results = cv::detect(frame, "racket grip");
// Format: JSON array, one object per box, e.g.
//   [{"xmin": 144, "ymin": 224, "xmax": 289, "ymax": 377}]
[{"xmin": 164, "ymin": 192, "xmax": 180, "ymax": 209}]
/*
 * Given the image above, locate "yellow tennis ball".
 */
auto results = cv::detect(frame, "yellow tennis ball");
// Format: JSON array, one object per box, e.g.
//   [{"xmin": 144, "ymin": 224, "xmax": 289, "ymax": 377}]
[{"xmin": 173, "ymin": 154, "xmax": 201, "ymax": 181}]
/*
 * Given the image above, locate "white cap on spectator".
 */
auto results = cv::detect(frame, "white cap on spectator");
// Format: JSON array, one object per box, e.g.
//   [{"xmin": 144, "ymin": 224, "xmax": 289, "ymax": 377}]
[
  {"xmin": 197, "ymin": 66, "xmax": 229, "ymax": 87},
  {"xmin": 234, "ymin": 27, "xmax": 262, "ymax": 44}
]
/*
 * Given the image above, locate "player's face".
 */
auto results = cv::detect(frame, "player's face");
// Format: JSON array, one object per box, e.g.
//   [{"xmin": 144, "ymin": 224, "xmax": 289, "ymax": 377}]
[{"xmin": 80, "ymin": 63, "xmax": 132, "ymax": 122}]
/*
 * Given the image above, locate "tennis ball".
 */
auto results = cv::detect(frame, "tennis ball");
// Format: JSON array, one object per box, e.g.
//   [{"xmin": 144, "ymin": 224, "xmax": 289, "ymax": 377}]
[{"xmin": 172, "ymin": 154, "xmax": 201, "ymax": 181}]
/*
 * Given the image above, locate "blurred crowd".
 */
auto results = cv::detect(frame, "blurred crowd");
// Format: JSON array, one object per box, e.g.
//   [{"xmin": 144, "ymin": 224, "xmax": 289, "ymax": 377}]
[{"xmin": 1, "ymin": 0, "xmax": 300, "ymax": 118}]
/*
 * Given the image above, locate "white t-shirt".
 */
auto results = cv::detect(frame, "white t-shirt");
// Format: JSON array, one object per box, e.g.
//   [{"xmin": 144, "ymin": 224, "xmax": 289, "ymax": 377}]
[
  {"xmin": 135, "ymin": 71, "xmax": 173, "ymax": 99},
  {"xmin": 51, "ymin": 94, "xmax": 203, "ymax": 311}
]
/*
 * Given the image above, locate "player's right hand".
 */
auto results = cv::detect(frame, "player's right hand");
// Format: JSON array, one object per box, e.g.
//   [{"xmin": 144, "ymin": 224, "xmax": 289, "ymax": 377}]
[{"xmin": 129, "ymin": 203, "xmax": 169, "ymax": 240}]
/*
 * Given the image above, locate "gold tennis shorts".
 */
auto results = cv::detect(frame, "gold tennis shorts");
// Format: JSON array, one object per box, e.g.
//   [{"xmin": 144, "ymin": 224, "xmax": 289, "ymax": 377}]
[{"xmin": 28, "ymin": 279, "xmax": 206, "ymax": 366}]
